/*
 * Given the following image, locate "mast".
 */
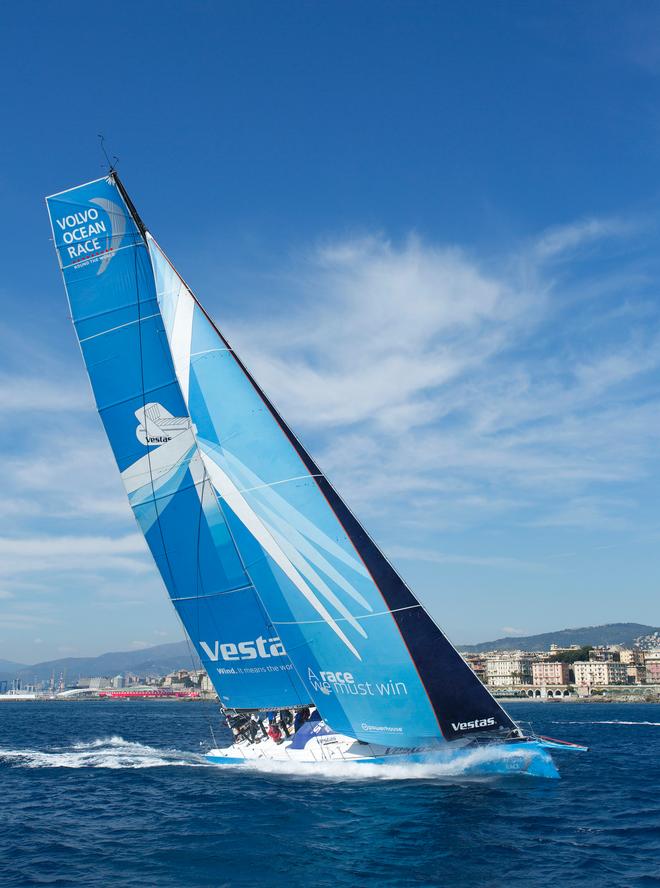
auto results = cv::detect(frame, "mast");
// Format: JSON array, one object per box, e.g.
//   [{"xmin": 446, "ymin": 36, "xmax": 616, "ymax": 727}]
[{"xmin": 45, "ymin": 174, "xmax": 309, "ymax": 712}]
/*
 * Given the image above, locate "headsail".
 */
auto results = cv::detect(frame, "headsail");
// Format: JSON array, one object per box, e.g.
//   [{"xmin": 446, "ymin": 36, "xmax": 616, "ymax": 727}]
[
  {"xmin": 45, "ymin": 176, "xmax": 308, "ymax": 711},
  {"xmin": 145, "ymin": 229, "xmax": 519, "ymax": 747}
]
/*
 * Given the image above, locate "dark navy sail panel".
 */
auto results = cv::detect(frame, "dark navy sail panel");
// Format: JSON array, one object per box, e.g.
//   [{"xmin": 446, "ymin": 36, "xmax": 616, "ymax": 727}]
[
  {"xmin": 45, "ymin": 176, "xmax": 308, "ymax": 711},
  {"xmin": 147, "ymin": 232, "xmax": 517, "ymax": 745}
]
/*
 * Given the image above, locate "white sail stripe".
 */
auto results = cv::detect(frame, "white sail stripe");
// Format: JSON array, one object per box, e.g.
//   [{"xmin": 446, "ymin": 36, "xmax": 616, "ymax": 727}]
[
  {"xmin": 222, "ymin": 448, "xmax": 368, "ymax": 578},
  {"xmin": 274, "ymin": 604, "xmax": 422, "ymax": 625},
  {"xmin": 258, "ymin": 499, "xmax": 372, "ymax": 612},
  {"xmin": 122, "ymin": 454, "xmax": 199, "ymax": 488},
  {"xmin": 79, "ymin": 312, "xmax": 160, "ymax": 343},
  {"xmin": 261, "ymin": 517, "xmax": 367, "ymax": 637},
  {"xmin": 170, "ymin": 280, "xmax": 194, "ymax": 402},
  {"xmin": 121, "ymin": 427, "xmax": 196, "ymax": 495},
  {"xmin": 199, "ymin": 448, "xmax": 362, "ymax": 660}
]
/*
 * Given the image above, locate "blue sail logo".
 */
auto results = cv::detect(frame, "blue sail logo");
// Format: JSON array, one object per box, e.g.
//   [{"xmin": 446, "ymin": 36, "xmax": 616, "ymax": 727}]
[{"xmin": 54, "ymin": 194, "xmax": 125, "ymax": 274}]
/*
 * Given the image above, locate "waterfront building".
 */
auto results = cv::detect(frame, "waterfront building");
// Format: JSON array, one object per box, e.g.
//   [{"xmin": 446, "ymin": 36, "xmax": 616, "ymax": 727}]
[
  {"xmin": 643, "ymin": 651, "xmax": 660, "ymax": 683},
  {"xmin": 573, "ymin": 661, "xmax": 628, "ymax": 686},
  {"xmin": 532, "ymin": 661, "xmax": 570, "ymax": 685},
  {"xmin": 111, "ymin": 674, "xmax": 125, "ymax": 689},
  {"xmin": 485, "ymin": 654, "xmax": 533, "ymax": 686},
  {"xmin": 462, "ymin": 655, "xmax": 487, "ymax": 683},
  {"xmin": 626, "ymin": 664, "xmax": 646, "ymax": 684},
  {"xmin": 618, "ymin": 648, "xmax": 644, "ymax": 665},
  {"xmin": 589, "ymin": 648, "xmax": 619, "ymax": 662}
]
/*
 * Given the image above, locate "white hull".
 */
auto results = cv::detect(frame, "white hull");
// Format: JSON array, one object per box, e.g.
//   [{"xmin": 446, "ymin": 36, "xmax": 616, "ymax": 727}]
[{"xmin": 206, "ymin": 729, "xmax": 562, "ymax": 778}]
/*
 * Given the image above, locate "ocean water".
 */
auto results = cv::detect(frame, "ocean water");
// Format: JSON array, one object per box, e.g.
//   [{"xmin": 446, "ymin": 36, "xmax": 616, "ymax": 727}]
[{"xmin": 1, "ymin": 701, "xmax": 659, "ymax": 887}]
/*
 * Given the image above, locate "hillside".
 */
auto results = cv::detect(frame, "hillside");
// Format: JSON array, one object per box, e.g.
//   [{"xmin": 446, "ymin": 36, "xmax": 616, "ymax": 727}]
[
  {"xmin": 0, "ymin": 641, "xmax": 198, "ymax": 684},
  {"xmin": 457, "ymin": 622, "xmax": 659, "ymax": 653},
  {"xmin": 2, "ymin": 622, "xmax": 658, "ymax": 683}
]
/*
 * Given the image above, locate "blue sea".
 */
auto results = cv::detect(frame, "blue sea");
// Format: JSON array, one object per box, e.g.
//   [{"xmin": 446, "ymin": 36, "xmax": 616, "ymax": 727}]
[{"xmin": 1, "ymin": 701, "xmax": 659, "ymax": 887}]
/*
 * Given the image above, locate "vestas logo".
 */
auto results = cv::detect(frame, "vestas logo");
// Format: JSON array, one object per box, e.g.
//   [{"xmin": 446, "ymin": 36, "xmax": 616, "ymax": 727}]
[
  {"xmin": 451, "ymin": 717, "xmax": 496, "ymax": 732},
  {"xmin": 135, "ymin": 403, "xmax": 191, "ymax": 447},
  {"xmin": 200, "ymin": 636, "xmax": 286, "ymax": 662},
  {"xmin": 55, "ymin": 194, "xmax": 125, "ymax": 275}
]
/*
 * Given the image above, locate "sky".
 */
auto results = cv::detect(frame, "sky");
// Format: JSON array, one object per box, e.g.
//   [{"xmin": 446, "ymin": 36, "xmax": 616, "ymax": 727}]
[{"xmin": 1, "ymin": 1, "xmax": 660, "ymax": 663}]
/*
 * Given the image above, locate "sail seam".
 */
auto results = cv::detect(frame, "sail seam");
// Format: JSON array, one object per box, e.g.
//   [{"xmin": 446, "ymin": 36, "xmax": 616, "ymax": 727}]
[
  {"xmin": 171, "ymin": 583, "xmax": 254, "ymax": 602},
  {"xmin": 237, "ymin": 474, "xmax": 324, "ymax": 494},
  {"xmin": 79, "ymin": 312, "xmax": 160, "ymax": 343},
  {"xmin": 190, "ymin": 347, "xmax": 233, "ymax": 358},
  {"xmin": 273, "ymin": 604, "xmax": 422, "ymax": 625},
  {"xmin": 60, "ymin": 241, "xmax": 139, "ymax": 271}
]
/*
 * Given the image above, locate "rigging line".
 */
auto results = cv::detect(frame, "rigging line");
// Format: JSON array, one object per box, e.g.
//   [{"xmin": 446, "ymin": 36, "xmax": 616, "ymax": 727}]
[
  {"xmin": 128, "ymin": 203, "xmax": 180, "ymax": 607},
  {"xmin": 124, "ymin": 184, "xmax": 218, "ymax": 737},
  {"xmin": 273, "ymin": 604, "xmax": 422, "ymax": 626},
  {"xmin": 97, "ymin": 134, "xmax": 119, "ymax": 174}
]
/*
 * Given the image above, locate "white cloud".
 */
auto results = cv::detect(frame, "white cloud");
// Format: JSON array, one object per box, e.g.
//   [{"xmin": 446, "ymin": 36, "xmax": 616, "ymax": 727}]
[
  {"xmin": 533, "ymin": 216, "xmax": 636, "ymax": 261},
  {"xmin": 208, "ymin": 220, "xmax": 660, "ymax": 536},
  {"xmin": 229, "ymin": 235, "xmax": 538, "ymax": 431},
  {"xmin": 0, "ymin": 534, "xmax": 151, "ymax": 577},
  {"xmin": 387, "ymin": 545, "xmax": 542, "ymax": 571},
  {"xmin": 0, "ymin": 374, "xmax": 90, "ymax": 413}
]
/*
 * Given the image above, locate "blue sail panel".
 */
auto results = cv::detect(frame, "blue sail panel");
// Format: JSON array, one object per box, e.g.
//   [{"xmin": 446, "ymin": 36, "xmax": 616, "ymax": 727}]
[
  {"xmin": 45, "ymin": 176, "xmax": 308, "ymax": 711},
  {"xmin": 148, "ymin": 233, "xmax": 518, "ymax": 746}
]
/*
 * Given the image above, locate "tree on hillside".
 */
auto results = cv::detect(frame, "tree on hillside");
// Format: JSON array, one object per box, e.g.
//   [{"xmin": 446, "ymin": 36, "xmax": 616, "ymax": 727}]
[{"xmin": 549, "ymin": 646, "xmax": 592, "ymax": 664}]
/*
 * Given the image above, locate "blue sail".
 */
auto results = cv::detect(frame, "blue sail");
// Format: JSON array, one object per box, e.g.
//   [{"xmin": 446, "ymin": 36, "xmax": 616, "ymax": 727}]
[
  {"xmin": 146, "ymin": 232, "xmax": 518, "ymax": 748},
  {"xmin": 45, "ymin": 176, "xmax": 308, "ymax": 711}
]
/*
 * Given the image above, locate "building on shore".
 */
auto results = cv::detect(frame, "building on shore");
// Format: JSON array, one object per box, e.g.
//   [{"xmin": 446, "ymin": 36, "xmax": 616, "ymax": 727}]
[
  {"xmin": 532, "ymin": 661, "xmax": 571, "ymax": 685},
  {"xmin": 618, "ymin": 648, "xmax": 645, "ymax": 665},
  {"xmin": 573, "ymin": 660, "xmax": 628, "ymax": 686},
  {"xmin": 485, "ymin": 654, "xmax": 533, "ymax": 686},
  {"xmin": 589, "ymin": 648, "xmax": 619, "ymax": 662},
  {"xmin": 644, "ymin": 650, "xmax": 660, "ymax": 683},
  {"xmin": 626, "ymin": 664, "xmax": 646, "ymax": 684}
]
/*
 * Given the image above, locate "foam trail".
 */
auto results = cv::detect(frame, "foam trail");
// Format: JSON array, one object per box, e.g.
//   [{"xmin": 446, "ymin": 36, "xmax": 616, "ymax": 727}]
[{"xmin": 0, "ymin": 735, "xmax": 206, "ymax": 770}]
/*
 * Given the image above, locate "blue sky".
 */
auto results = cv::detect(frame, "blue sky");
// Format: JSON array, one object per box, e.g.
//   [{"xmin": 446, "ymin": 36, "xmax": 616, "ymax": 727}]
[{"xmin": 1, "ymin": 1, "xmax": 660, "ymax": 662}]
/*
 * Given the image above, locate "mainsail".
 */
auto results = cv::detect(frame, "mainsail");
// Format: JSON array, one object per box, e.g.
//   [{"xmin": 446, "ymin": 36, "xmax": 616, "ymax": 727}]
[
  {"xmin": 45, "ymin": 176, "xmax": 308, "ymax": 711},
  {"xmin": 46, "ymin": 172, "xmax": 518, "ymax": 748}
]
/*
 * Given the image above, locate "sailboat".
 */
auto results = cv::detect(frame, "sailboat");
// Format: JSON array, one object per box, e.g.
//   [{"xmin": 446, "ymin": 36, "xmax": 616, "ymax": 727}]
[{"xmin": 46, "ymin": 172, "xmax": 586, "ymax": 779}]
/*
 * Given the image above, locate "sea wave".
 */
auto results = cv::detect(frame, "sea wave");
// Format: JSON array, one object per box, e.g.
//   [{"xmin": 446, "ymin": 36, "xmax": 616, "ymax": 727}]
[{"xmin": 0, "ymin": 735, "xmax": 206, "ymax": 769}]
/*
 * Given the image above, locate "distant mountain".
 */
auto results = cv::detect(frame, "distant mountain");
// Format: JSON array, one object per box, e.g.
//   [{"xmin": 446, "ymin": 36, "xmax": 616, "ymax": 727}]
[
  {"xmin": 0, "ymin": 659, "xmax": 26, "ymax": 673},
  {"xmin": 0, "ymin": 641, "xmax": 198, "ymax": 684},
  {"xmin": 458, "ymin": 622, "xmax": 660, "ymax": 653},
  {"xmin": 3, "ymin": 622, "xmax": 657, "ymax": 683}
]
